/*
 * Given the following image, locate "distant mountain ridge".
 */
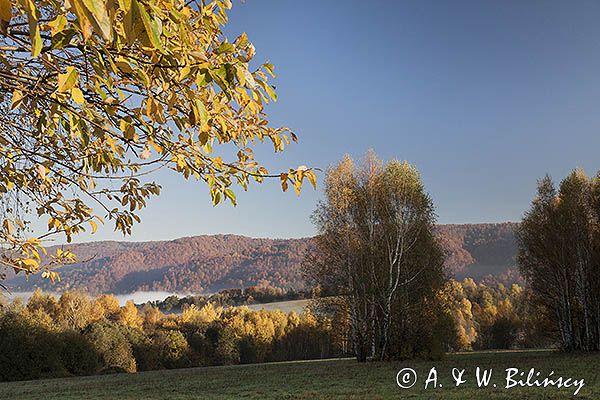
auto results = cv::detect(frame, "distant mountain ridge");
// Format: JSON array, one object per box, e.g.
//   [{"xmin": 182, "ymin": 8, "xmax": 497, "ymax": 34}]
[{"xmin": 6, "ymin": 223, "xmax": 519, "ymax": 295}]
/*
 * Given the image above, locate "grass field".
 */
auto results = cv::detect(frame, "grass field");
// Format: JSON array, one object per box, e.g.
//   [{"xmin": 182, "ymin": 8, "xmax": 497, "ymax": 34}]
[
  {"xmin": 0, "ymin": 350, "xmax": 597, "ymax": 399},
  {"xmin": 246, "ymin": 299, "xmax": 310, "ymax": 313}
]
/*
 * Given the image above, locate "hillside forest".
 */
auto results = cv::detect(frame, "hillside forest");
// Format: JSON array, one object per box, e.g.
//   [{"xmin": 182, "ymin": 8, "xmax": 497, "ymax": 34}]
[{"xmin": 4, "ymin": 223, "xmax": 520, "ymax": 294}]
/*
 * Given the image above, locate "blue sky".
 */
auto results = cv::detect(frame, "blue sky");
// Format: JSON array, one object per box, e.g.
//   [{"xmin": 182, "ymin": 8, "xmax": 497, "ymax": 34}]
[{"xmin": 57, "ymin": 0, "xmax": 600, "ymax": 242}]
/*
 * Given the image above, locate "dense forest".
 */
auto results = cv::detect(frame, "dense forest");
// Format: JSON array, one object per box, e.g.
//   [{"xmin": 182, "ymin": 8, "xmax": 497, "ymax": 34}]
[
  {"xmin": 6, "ymin": 236, "xmax": 313, "ymax": 294},
  {"xmin": 5, "ymin": 224, "xmax": 518, "ymax": 294}
]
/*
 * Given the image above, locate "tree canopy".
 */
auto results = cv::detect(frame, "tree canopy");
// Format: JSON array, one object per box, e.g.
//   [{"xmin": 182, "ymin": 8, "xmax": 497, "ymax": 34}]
[
  {"xmin": 517, "ymin": 170, "xmax": 600, "ymax": 351},
  {"xmin": 0, "ymin": 0, "xmax": 315, "ymax": 281},
  {"xmin": 305, "ymin": 151, "xmax": 449, "ymax": 361}
]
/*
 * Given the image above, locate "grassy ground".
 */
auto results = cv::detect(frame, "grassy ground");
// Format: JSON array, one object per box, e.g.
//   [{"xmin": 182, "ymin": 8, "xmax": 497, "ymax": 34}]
[
  {"xmin": 0, "ymin": 350, "xmax": 597, "ymax": 399},
  {"xmin": 246, "ymin": 299, "xmax": 310, "ymax": 313}
]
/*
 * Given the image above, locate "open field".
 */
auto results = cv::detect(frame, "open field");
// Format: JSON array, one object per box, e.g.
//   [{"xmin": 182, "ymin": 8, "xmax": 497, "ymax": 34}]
[
  {"xmin": 246, "ymin": 299, "xmax": 310, "ymax": 313},
  {"xmin": 0, "ymin": 350, "xmax": 597, "ymax": 399}
]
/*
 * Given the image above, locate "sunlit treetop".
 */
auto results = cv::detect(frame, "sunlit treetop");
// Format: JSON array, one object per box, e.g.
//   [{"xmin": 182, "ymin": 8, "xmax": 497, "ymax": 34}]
[{"xmin": 0, "ymin": 0, "xmax": 316, "ymax": 282}]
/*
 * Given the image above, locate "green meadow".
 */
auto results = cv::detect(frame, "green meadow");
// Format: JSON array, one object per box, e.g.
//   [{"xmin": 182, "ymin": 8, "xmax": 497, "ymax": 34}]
[{"xmin": 0, "ymin": 350, "xmax": 597, "ymax": 400}]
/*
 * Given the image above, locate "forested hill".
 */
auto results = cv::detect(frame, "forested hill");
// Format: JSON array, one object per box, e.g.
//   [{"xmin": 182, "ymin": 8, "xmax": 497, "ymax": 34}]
[
  {"xmin": 6, "ymin": 223, "xmax": 519, "ymax": 294},
  {"xmin": 436, "ymin": 222, "xmax": 520, "ymax": 281}
]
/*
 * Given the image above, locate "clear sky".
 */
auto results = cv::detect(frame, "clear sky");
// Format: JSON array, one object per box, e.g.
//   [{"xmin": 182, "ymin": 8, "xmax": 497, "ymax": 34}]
[{"xmin": 52, "ymin": 0, "xmax": 600, "ymax": 243}]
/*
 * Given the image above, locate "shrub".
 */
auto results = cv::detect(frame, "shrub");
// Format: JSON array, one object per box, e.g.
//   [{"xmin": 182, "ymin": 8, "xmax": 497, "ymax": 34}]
[
  {"xmin": 60, "ymin": 330, "xmax": 101, "ymax": 375},
  {"xmin": 0, "ymin": 310, "xmax": 65, "ymax": 381},
  {"xmin": 151, "ymin": 330, "xmax": 191, "ymax": 369}
]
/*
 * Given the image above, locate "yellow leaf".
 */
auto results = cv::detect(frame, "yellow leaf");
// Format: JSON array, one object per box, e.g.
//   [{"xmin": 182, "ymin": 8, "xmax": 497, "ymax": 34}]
[
  {"xmin": 135, "ymin": 0, "xmax": 163, "ymax": 51},
  {"xmin": 10, "ymin": 90, "xmax": 24, "ymax": 110},
  {"xmin": 149, "ymin": 140, "xmax": 163, "ymax": 154},
  {"xmin": 119, "ymin": 0, "xmax": 144, "ymax": 45},
  {"xmin": 71, "ymin": 87, "xmax": 85, "ymax": 104},
  {"xmin": 140, "ymin": 146, "xmax": 151, "ymax": 160},
  {"xmin": 69, "ymin": 0, "xmax": 92, "ymax": 39},
  {"xmin": 21, "ymin": 258, "xmax": 39, "ymax": 268},
  {"xmin": 0, "ymin": 0, "xmax": 11, "ymax": 34},
  {"xmin": 89, "ymin": 220, "xmax": 97, "ymax": 234},
  {"xmin": 58, "ymin": 66, "xmax": 79, "ymax": 92},
  {"xmin": 306, "ymin": 170, "xmax": 317, "ymax": 190},
  {"xmin": 293, "ymin": 180, "xmax": 301, "ymax": 196},
  {"xmin": 179, "ymin": 65, "xmax": 191, "ymax": 81},
  {"xmin": 71, "ymin": 0, "xmax": 112, "ymax": 41},
  {"xmin": 23, "ymin": 0, "xmax": 42, "ymax": 57},
  {"xmin": 194, "ymin": 99, "xmax": 209, "ymax": 127},
  {"xmin": 46, "ymin": 15, "xmax": 67, "ymax": 35},
  {"xmin": 280, "ymin": 173, "xmax": 288, "ymax": 192},
  {"xmin": 80, "ymin": 0, "xmax": 112, "ymax": 40}
]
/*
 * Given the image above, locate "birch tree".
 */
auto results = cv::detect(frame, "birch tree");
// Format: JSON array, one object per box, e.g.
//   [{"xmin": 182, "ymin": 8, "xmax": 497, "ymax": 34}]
[
  {"xmin": 306, "ymin": 151, "xmax": 446, "ymax": 361},
  {"xmin": 517, "ymin": 170, "xmax": 600, "ymax": 351},
  {"xmin": 372, "ymin": 160, "xmax": 440, "ymax": 359}
]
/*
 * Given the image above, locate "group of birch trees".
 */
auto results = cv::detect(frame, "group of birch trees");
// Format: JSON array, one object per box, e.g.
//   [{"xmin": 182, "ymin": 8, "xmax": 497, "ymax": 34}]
[
  {"xmin": 305, "ymin": 151, "xmax": 449, "ymax": 361},
  {"xmin": 517, "ymin": 169, "xmax": 600, "ymax": 351}
]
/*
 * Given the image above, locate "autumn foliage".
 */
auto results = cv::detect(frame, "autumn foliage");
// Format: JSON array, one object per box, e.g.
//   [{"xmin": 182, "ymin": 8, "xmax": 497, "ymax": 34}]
[
  {"xmin": 517, "ymin": 170, "xmax": 600, "ymax": 351},
  {"xmin": 0, "ymin": 289, "xmax": 339, "ymax": 381},
  {"xmin": 0, "ymin": 0, "xmax": 314, "ymax": 282}
]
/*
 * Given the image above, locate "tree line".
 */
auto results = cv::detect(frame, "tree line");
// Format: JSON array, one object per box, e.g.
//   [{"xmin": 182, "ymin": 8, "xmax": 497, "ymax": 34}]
[
  {"xmin": 306, "ymin": 151, "xmax": 600, "ymax": 361},
  {"xmin": 0, "ymin": 289, "xmax": 340, "ymax": 381},
  {"xmin": 146, "ymin": 282, "xmax": 308, "ymax": 313},
  {"xmin": 0, "ymin": 276, "xmax": 559, "ymax": 382},
  {"xmin": 448, "ymin": 278, "xmax": 552, "ymax": 350}
]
